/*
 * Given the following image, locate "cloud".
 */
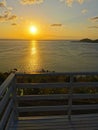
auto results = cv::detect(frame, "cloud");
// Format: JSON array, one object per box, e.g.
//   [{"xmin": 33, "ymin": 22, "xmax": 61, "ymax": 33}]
[
  {"xmin": 20, "ymin": 0, "xmax": 44, "ymax": 5},
  {"xmin": 78, "ymin": 0, "xmax": 84, "ymax": 4},
  {"xmin": 60, "ymin": 0, "xmax": 73, "ymax": 7},
  {"xmin": 88, "ymin": 26, "xmax": 98, "ymax": 29},
  {"xmin": 60, "ymin": 0, "xmax": 84, "ymax": 7},
  {"xmin": 0, "ymin": 0, "xmax": 17, "ymax": 23},
  {"xmin": 7, "ymin": 15, "xmax": 17, "ymax": 20},
  {"xmin": 0, "ymin": 1, "xmax": 6, "ymax": 7},
  {"xmin": 81, "ymin": 9, "xmax": 88, "ymax": 14},
  {"xmin": 66, "ymin": 0, "xmax": 73, "ymax": 7},
  {"xmin": 51, "ymin": 24, "xmax": 62, "ymax": 27},
  {"xmin": 11, "ymin": 23, "xmax": 17, "ymax": 26},
  {"xmin": 0, "ymin": 13, "xmax": 17, "ymax": 22},
  {"xmin": 0, "ymin": 0, "xmax": 13, "ymax": 12},
  {"xmin": 0, "ymin": 14, "xmax": 8, "ymax": 22},
  {"xmin": 90, "ymin": 16, "xmax": 98, "ymax": 22}
]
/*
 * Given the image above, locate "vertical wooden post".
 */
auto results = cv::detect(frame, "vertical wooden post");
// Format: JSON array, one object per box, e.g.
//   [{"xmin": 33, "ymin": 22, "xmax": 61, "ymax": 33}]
[
  {"xmin": 0, "ymin": 123, "xmax": 2, "ymax": 130},
  {"xmin": 12, "ymin": 73, "xmax": 18, "ymax": 122},
  {"xmin": 68, "ymin": 75, "xmax": 73, "ymax": 120}
]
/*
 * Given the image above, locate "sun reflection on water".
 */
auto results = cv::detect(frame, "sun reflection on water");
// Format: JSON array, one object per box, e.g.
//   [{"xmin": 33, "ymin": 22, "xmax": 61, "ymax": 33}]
[
  {"xmin": 31, "ymin": 41, "xmax": 37, "ymax": 55},
  {"xmin": 28, "ymin": 40, "xmax": 40, "ymax": 72}
]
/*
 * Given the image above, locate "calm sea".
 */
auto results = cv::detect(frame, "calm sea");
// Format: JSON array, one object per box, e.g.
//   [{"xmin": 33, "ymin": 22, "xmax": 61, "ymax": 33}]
[{"xmin": 0, "ymin": 40, "xmax": 98, "ymax": 73}]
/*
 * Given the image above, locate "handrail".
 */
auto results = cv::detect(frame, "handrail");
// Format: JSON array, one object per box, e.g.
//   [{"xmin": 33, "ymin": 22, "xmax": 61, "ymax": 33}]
[
  {"xmin": 0, "ymin": 73, "xmax": 16, "ymax": 130},
  {"xmin": 0, "ymin": 73, "xmax": 15, "ymax": 97},
  {"xmin": 16, "ymin": 71, "xmax": 98, "ymax": 76}
]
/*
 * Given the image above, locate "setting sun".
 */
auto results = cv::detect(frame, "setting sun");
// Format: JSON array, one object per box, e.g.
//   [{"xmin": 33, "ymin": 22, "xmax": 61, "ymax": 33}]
[{"xmin": 29, "ymin": 26, "xmax": 37, "ymax": 34}]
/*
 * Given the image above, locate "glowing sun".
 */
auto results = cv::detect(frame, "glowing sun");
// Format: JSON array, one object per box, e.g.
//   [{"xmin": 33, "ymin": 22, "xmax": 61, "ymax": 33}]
[{"xmin": 29, "ymin": 26, "xmax": 37, "ymax": 34}]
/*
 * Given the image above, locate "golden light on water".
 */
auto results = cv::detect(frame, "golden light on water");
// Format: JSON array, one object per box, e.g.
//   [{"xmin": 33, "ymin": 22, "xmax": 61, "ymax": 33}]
[
  {"xmin": 29, "ymin": 41, "xmax": 39, "ymax": 72},
  {"xmin": 23, "ymin": 40, "xmax": 42, "ymax": 73}
]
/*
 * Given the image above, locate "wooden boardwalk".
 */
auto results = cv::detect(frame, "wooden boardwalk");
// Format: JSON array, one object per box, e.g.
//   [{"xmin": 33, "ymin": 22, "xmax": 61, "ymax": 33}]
[{"xmin": 9, "ymin": 114, "xmax": 98, "ymax": 130}]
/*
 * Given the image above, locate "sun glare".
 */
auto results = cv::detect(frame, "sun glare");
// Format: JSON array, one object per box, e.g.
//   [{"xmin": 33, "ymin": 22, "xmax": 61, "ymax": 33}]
[{"xmin": 30, "ymin": 26, "xmax": 37, "ymax": 34}]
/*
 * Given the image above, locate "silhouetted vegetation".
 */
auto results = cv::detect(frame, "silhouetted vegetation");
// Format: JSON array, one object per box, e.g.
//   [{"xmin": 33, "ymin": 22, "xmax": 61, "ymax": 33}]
[{"xmin": 79, "ymin": 38, "xmax": 98, "ymax": 43}]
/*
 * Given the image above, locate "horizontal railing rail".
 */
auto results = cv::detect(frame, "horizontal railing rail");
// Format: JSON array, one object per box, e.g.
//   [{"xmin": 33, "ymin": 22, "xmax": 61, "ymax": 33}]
[
  {"xmin": 16, "ymin": 72, "xmax": 98, "ymax": 76},
  {"xmin": 17, "ymin": 93, "xmax": 98, "ymax": 101},
  {"xmin": 16, "ymin": 82, "xmax": 98, "ymax": 89}
]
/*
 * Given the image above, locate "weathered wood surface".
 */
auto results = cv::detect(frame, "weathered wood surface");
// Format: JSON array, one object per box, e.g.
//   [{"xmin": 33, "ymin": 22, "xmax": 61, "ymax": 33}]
[
  {"xmin": 16, "ymin": 72, "xmax": 98, "ymax": 76},
  {"xmin": 9, "ymin": 114, "xmax": 98, "ymax": 130},
  {"xmin": 18, "ymin": 104, "xmax": 98, "ymax": 113},
  {"xmin": 16, "ymin": 82, "xmax": 98, "ymax": 89},
  {"xmin": 0, "ymin": 73, "xmax": 16, "ymax": 130}
]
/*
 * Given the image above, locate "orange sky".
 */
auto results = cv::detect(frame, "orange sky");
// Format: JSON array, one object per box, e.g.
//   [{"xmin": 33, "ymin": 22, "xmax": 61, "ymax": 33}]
[{"xmin": 0, "ymin": 0, "xmax": 98, "ymax": 40}]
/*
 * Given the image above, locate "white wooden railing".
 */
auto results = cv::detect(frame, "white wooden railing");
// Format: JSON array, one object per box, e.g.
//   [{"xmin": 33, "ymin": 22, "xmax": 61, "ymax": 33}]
[
  {"xmin": 0, "ymin": 73, "xmax": 16, "ymax": 130},
  {"xmin": 0, "ymin": 72, "xmax": 98, "ymax": 130}
]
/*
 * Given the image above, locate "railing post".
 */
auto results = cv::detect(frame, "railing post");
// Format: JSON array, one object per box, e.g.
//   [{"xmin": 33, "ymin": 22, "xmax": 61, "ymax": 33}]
[
  {"xmin": 68, "ymin": 75, "xmax": 74, "ymax": 120},
  {"xmin": 12, "ymin": 73, "xmax": 18, "ymax": 121}
]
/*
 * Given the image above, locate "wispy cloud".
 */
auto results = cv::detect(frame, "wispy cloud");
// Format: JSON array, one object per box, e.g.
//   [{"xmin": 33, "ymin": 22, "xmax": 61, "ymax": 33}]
[
  {"xmin": 90, "ymin": 16, "xmax": 98, "ymax": 22},
  {"xmin": 78, "ymin": 0, "xmax": 84, "ymax": 4},
  {"xmin": 88, "ymin": 26, "xmax": 98, "ymax": 29},
  {"xmin": 0, "ymin": 0, "xmax": 18, "ymax": 23},
  {"xmin": 81, "ymin": 9, "xmax": 88, "ymax": 14},
  {"xmin": 51, "ymin": 24, "xmax": 62, "ymax": 27},
  {"xmin": 20, "ymin": 0, "xmax": 44, "ymax": 5},
  {"xmin": 60, "ymin": 0, "xmax": 84, "ymax": 7},
  {"xmin": 0, "ymin": 12, "xmax": 17, "ymax": 22},
  {"xmin": 20, "ymin": 0, "xmax": 85, "ymax": 6},
  {"xmin": 11, "ymin": 23, "xmax": 17, "ymax": 26},
  {"xmin": 7, "ymin": 15, "xmax": 17, "ymax": 20}
]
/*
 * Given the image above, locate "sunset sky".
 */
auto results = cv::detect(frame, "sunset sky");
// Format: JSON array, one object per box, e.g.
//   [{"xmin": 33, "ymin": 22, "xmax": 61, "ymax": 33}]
[{"xmin": 0, "ymin": 0, "xmax": 98, "ymax": 40}]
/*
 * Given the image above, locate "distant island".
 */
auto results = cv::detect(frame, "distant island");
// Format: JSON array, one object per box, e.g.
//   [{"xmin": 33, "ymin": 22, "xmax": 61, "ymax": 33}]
[{"xmin": 79, "ymin": 38, "xmax": 98, "ymax": 43}]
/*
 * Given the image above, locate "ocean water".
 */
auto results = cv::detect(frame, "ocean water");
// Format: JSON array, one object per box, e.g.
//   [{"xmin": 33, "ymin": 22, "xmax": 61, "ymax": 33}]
[{"xmin": 0, "ymin": 40, "xmax": 98, "ymax": 73}]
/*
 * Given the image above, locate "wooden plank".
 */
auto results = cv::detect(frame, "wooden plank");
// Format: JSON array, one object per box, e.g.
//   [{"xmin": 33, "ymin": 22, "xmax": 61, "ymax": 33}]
[
  {"xmin": 16, "ymin": 72, "xmax": 98, "ymax": 77},
  {"xmin": 17, "ymin": 93, "xmax": 98, "ymax": 101},
  {"xmin": 17, "ymin": 94, "xmax": 69, "ymax": 101},
  {"xmin": 0, "ymin": 86, "xmax": 13, "ymax": 114},
  {"xmin": 18, "ymin": 115, "xmax": 98, "ymax": 125},
  {"xmin": 12, "ymin": 76, "xmax": 19, "ymax": 120},
  {"xmin": 16, "ymin": 82, "xmax": 70, "ymax": 89},
  {"xmin": 16, "ymin": 82, "xmax": 98, "ymax": 89},
  {"xmin": 68, "ymin": 76, "xmax": 73, "ymax": 120},
  {"xmin": 5, "ymin": 111, "xmax": 15, "ymax": 130},
  {"xmin": 10, "ymin": 115, "xmax": 98, "ymax": 130},
  {"xmin": 9, "ymin": 114, "xmax": 98, "ymax": 130},
  {"xmin": 72, "ymin": 113, "xmax": 98, "ymax": 118},
  {"xmin": 0, "ymin": 73, "xmax": 15, "ymax": 97},
  {"xmin": 18, "ymin": 105, "xmax": 68, "ymax": 112},
  {"xmin": 11, "ymin": 122, "xmax": 98, "ymax": 128},
  {"xmin": 72, "ymin": 104, "xmax": 98, "ymax": 110},
  {"xmin": 72, "ymin": 82, "xmax": 98, "ymax": 88},
  {"xmin": 18, "ymin": 104, "xmax": 98, "ymax": 113},
  {"xmin": 10, "ymin": 126, "xmax": 72, "ymax": 130},
  {"xmin": 11, "ymin": 121, "xmax": 70, "ymax": 128},
  {"xmin": 0, "ymin": 99, "xmax": 13, "ymax": 130},
  {"xmin": 18, "ymin": 114, "xmax": 98, "ymax": 120}
]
